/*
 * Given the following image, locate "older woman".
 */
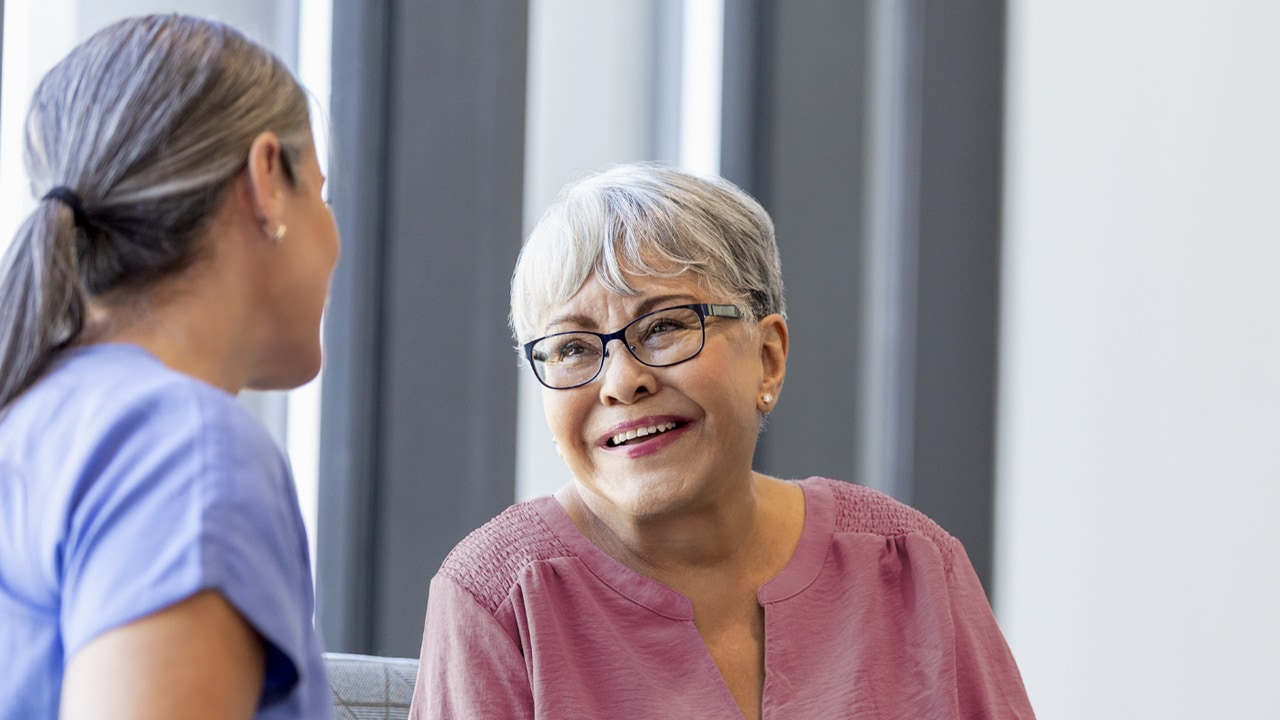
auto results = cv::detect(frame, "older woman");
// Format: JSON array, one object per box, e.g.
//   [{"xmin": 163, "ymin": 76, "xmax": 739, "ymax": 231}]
[
  {"xmin": 0, "ymin": 15, "xmax": 337, "ymax": 719},
  {"xmin": 411, "ymin": 164, "xmax": 1033, "ymax": 719}
]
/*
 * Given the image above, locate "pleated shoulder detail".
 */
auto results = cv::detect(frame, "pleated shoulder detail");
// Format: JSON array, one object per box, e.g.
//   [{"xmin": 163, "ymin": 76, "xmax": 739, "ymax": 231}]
[
  {"xmin": 820, "ymin": 478, "xmax": 959, "ymax": 568},
  {"xmin": 436, "ymin": 499, "xmax": 574, "ymax": 614}
]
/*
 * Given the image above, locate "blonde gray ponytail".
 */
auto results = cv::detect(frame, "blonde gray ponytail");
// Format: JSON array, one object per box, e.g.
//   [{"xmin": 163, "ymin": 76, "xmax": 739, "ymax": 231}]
[{"xmin": 0, "ymin": 203, "xmax": 85, "ymax": 408}]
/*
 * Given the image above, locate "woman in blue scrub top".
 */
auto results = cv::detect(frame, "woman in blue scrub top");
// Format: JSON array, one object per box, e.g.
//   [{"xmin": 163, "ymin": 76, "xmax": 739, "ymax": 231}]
[{"xmin": 0, "ymin": 14, "xmax": 339, "ymax": 720}]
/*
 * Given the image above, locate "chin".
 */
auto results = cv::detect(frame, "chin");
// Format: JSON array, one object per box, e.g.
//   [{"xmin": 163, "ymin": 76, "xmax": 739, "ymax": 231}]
[
  {"xmin": 248, "ymin": 349, "xmax": 323, "ymax": 391},
  {"xmin": 598, "ymin": 475, "xmax": 701, "ymax": 520}
]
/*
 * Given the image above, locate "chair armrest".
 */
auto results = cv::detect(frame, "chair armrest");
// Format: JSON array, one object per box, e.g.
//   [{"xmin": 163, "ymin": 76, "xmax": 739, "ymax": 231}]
[{"xmin": 325, "ymin": 651, "xmax": 419, "ymax": 719}]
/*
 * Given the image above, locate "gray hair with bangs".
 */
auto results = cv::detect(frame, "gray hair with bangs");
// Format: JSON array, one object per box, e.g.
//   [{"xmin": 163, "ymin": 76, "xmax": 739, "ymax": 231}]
[{"xmin": 510, "ymin": 163, "xmax": 785, "ymax": 344}]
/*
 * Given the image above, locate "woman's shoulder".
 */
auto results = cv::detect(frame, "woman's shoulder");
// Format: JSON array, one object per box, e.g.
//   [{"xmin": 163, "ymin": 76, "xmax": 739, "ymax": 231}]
[
  {"xmin": 435, "ymin": 496, "xmax": 576, "ymax": 614},
  {"xmin": 23, "ymin": 344, "xmax": 227, "ymax": 413},
  {"xmin": 799, "ymin": 476, "xmax": 957, "ymax": 553},
  {"xmin": 3, "ymin": 343, "xmax": 285, "ymax": 522},
  {"xmin": 27, "ymin": 344, "xmax": 264, "ymax": 446}
]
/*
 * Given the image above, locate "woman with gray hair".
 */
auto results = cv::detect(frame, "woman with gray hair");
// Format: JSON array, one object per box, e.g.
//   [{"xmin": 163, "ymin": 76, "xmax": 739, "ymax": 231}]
[
  {"xmin": 0, "ymin": 14, "xmax": 338, "ymax": 720},
  {"xmin": 411, "ymin": 164, "xmax": 1033, "ymax": 718}
]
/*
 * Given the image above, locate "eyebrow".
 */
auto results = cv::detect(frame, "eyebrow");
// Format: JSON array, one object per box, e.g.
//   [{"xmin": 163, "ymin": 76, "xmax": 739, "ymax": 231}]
[{"xmin": 543, "ymin": 294, "xmax": 698, "ymax": 333}]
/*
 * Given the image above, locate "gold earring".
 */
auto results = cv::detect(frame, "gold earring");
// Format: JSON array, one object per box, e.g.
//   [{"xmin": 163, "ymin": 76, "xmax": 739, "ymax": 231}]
[{"xmin": 263, "ymin": 222, "xmax": 286, "ymax": 243}]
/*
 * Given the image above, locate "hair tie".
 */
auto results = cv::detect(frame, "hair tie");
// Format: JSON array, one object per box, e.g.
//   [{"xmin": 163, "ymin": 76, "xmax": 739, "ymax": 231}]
[{"xmin": 43, "ymin": 186, "xmax": 89, "ymax": 229}]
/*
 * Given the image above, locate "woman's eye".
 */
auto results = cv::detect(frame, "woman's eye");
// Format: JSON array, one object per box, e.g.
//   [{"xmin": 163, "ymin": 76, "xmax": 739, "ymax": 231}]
[
  {"xmin": 641, "ymin": 317, "xmax": 692, "ymax": 340},
  {"xmin": 556, "ymin": 339, "xmax": 598, "ymax": 361},
  {"xmin": 649, "ymin": 320, "xmax": 680, "ymax": 334}
]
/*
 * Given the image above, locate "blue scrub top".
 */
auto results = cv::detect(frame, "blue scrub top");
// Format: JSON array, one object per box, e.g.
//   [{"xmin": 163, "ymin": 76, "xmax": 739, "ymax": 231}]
[{"xmin": 0, "ymin": 344, "xmax": 331, "ymax": 719}]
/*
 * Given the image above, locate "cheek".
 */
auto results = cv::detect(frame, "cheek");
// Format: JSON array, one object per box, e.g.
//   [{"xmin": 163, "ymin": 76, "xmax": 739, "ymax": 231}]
[
  {"xmin": 702, "ymin": 360, "xmax": 765, "ymax": 426},
  {"xmin": 541, "ymin": 391, "xmax": 580, "ymax": 444},
  {"xmin": 302, "ymin": 216, "xmax": 340, "ymax": 294},
  {"xmin": 541, "ymin": 392, "xmax": 597, "ymax": 473}
]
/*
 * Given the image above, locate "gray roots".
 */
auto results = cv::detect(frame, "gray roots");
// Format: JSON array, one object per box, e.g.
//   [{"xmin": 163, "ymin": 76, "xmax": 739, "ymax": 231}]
[
  {"xmin": 510, "ymin": 163, "xmax": 786, "ymax": 345},
  {"xmin": 0, "ymin": 14, "xmax": 311, "ymax": 410}
]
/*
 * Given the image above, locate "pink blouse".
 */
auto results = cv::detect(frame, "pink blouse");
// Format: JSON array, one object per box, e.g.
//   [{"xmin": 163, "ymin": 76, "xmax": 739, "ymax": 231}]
[{"xmin": 411, "ymin": 477, "xmax": 1035, "ymax": 719}]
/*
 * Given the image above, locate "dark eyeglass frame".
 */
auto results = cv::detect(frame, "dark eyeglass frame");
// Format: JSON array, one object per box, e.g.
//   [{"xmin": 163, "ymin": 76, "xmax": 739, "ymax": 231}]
[{"xmin": 523, "ymin": 303, "xmax": 743, "ymax": 390}]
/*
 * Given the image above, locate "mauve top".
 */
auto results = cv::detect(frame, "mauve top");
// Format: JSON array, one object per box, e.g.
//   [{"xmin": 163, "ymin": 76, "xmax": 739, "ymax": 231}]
[{"xmin": 411, "ymin": 477, "xmax": 1035, "ymax": 719}]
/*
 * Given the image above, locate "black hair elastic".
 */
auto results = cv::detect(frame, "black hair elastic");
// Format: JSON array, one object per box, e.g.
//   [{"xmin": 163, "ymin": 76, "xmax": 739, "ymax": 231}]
[{"xmin": 43, "ymin": 186, "xmax": 89, "ymax": 229}]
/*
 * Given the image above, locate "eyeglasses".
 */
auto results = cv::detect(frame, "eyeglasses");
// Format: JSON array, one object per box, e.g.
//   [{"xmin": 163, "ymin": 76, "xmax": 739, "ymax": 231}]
[{"xmin": 524, "ymin": 303, "xmax": 743, "ymax": 390}]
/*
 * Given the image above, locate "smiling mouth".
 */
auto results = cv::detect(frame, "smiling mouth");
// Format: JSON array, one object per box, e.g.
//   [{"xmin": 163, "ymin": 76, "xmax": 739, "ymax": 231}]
[{"xmin": 606, "ymin": 421, "xmax": 680, "ymax": 448}]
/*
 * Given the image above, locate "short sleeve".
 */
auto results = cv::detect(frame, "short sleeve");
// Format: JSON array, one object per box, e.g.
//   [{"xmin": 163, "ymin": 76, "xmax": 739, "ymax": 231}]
[
  {"xmin": 411, "ymin": 575, "xmax": 534, "ymax": 720},
  {"xmin": 944, "ymin": 539, "xmax": 1037, "ymax": 718},
  {"xmin": 59, "ymin": 383, "xmax": 312, "ymax": 706}
]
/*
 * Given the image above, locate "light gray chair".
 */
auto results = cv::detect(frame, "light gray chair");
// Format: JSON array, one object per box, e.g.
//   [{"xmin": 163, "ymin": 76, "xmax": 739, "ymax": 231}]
[{"xmin": 324, "ymin": 652, "xmax": 418, "ymax": 720}]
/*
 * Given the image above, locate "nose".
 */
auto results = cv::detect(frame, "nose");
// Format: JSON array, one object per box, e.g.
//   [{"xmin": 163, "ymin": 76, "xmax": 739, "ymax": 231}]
[{"xmin": 597, "ymin": 339, "xmax": 656, "ymax": 405}]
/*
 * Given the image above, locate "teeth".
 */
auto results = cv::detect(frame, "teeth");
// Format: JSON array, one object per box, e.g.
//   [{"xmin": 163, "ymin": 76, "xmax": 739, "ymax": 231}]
[{"xmin": 610, "ymin": 421, "xmax": 678, "ymax": 447}]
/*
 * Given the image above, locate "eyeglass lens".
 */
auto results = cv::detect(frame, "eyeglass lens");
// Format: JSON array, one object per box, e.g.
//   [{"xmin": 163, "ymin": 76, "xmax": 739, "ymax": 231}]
[{"xmin": 529, "ymin": 306, "xmax": 707, "ymax": 388}]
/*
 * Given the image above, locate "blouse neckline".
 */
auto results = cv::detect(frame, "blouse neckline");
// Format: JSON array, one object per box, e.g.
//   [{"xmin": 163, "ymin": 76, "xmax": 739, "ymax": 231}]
[{"xmin": 530, "ymin": 477, "xmax": 835, "ymax": 616}]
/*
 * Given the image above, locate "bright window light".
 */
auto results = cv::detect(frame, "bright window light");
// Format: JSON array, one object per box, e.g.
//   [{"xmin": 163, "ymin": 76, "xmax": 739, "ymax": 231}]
[
  {"xmin": 680, "ymin": 0, "xmax": 724, "ymax": 176},
  {"xmin": 291, "ymin": 0, "xmax": 334, "ymax": 571}
]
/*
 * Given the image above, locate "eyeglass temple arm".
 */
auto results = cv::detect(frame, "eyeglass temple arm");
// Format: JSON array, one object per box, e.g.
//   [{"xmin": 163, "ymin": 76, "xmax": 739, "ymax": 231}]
[{"xmin": 705, "ymin": 304, "xmax": 742, "ymax": 318}]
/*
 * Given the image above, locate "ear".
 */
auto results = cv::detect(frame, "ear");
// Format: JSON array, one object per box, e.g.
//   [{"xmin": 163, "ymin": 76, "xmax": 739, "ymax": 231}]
[
  {"xmin": 757, "ymin": 313, "xmax": 788, "ymax": 410},
  {"xmin": 243, "ymin": 132, "xmax": 287, "ymax": 234}
]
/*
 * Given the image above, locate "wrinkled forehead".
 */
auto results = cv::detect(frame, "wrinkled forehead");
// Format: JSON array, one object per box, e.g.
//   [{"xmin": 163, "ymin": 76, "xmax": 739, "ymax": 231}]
[
  {"xmin": 512, "ymin": 200, "xmax": 748, "ymax": 342},
  {"xmin": 531, "ymin": 264, "xmax": 724, "ymax": 333}
]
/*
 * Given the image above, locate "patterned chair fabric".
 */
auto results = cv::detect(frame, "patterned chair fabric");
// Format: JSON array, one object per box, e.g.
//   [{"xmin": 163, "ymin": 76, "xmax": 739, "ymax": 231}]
[{"xmin": 325, "ymin": 652, "xmax": 418, "ymax": 720}]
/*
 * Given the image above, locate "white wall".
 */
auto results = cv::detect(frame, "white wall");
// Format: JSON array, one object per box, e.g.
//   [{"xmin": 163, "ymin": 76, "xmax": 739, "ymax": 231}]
[{"xmin": 997, "ymin": 2, "xmax": 1280, "ymax": 718}]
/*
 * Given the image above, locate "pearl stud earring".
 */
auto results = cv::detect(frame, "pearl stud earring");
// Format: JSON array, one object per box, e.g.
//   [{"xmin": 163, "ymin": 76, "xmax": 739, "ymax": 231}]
[{"xmin": 264, "ymin": 223, "xmax": 287, "ymax": 243}]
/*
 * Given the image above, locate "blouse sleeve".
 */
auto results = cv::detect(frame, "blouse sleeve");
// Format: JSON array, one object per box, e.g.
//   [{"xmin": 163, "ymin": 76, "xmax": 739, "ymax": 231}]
[
  {"xmin": 945, "ymin": 539, "xmax": 1037, "ymax": 719},
  {"xmin": 410, "ymin": 574, "xmax": 534, "ymax": 720}
]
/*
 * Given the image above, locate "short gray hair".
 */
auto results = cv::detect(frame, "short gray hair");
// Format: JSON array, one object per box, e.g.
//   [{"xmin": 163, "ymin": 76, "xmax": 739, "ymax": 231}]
[
  {"xmin": 0, "ymin": 14, "xmax": 311, "ymax": 409},
  {"xmin": 510, "ymin": 163, "xmax": 785, "ymax": 344}
]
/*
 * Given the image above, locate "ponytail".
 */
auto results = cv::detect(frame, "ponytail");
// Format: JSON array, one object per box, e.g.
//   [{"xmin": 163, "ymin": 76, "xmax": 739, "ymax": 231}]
[{"xmin": 0, "ymin": 201, "xmax": 87, "ymax": 410}]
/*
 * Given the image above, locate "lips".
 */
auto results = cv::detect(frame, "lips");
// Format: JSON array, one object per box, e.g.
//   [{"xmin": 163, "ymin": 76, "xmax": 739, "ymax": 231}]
[
  {"xmin": 598, "ymin": 415, "xmax": 690, "ymax": 450},
  {"xmin": 605, "ymin": 421, "xmax": 679, "ymax": 448}
]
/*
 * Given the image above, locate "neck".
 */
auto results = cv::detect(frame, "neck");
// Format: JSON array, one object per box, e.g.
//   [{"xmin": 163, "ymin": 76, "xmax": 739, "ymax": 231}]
[
  {"xmin": 80, "ymin": 253, "xmax": 254, "ymax": 395},
  {"xmin": 560, "ymin": 474, "xmax": 775, "ymax": 577}
]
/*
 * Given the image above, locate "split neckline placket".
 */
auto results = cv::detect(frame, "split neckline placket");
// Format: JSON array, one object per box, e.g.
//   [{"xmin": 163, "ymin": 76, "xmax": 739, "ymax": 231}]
[{"xmin": 530, "ymin": 477, "xmax": 836, "ymax": 617}]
